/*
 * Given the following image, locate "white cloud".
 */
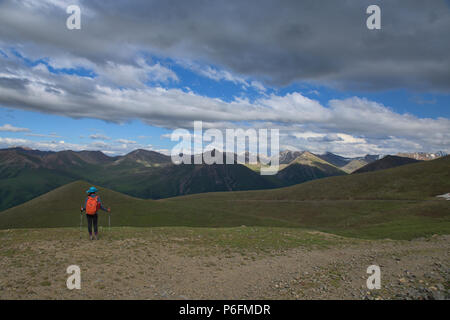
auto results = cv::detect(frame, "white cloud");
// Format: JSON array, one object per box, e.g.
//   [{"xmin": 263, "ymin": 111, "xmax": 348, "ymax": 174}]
[
  {"xmin": 0, "ymin": 136, "xmax": 82, "ymax": 151},
  {"xmin": 335, "ymin": 134, "xmax": 366, "ymax": 144},
  {"xmin": 0, "ymin": 137, "xmax": 28, "ymax": 145},
  {"xmin": 0, "ymin": 124, "xmax": 30, "ymax": 132},
  {"xmin": 250, "ymin": 81, "xmax": 266, "ymax": 92},
  {"xmin": 0, "ymin": 52, "xmax": 449, "ymax": 156},
  {"xmin": 116, "ymin": 139, "xmax": 136, "ymax": 144},
  {"xmin": 89, "ymin": 134, "xmax": 111, "ymax": 140},
  {"xmin": 182, "ymin": 61, "xmax": 266, "ymax": 91},
  {"xmin": 97, "ymin": 59, "xmax": 178, "ymax": 88},
  {"xmin": 25, "ymin": 132, "xmax": 61, "ymax": 138},
  {"xmin": 0, "ymin": 136, "xmax": 158, "ymax": 156},
  {"xmin": 182, "ymin": 62, "xmax": 248, "ymax": 86},
  {"xmin": 291, "ymin": 131, "xmax": 325, "ymax": 140}
]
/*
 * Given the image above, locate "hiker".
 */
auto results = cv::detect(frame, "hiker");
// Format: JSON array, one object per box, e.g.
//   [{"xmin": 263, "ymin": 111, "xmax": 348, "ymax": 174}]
[{"xmin": 80, "ymin": 186, "xmax": 111, "ymax": 240}]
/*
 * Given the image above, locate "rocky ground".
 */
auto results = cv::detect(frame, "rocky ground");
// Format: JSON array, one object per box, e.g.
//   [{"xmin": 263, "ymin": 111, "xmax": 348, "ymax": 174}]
[{"xmin": 0, "ymin": 227, "xmax": 448, "ymax": 300}]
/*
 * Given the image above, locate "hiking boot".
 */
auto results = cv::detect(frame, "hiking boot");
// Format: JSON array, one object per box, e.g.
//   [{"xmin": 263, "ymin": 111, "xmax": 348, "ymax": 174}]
[
  {"xmin": 94, "ymin": 234, "xmax": 99, "ymax": 240},
  {"xmin": 89, "ymin": 235, "xmax": 94, "ymax": 240}
]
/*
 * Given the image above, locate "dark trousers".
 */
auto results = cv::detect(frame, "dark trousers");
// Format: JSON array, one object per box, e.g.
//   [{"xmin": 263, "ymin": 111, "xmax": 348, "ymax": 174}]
[{"xmin": 86, "ymin": 213, "xmax": 98, "ymax": 235}]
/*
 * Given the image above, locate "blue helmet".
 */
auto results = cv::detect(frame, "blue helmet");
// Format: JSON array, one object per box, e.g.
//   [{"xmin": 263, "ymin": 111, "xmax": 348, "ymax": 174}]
[{"xmin": 86, "ymin": 186, "xmax": 98, "ymax": 194}]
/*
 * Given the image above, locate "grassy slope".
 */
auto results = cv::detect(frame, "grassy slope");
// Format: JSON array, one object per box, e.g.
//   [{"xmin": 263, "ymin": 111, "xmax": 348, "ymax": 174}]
[
  {"xmin": 189, "ymin": 155, "xmax": 450, "ymax": 201},
  {"xmin": 341, "ymin": 160, "xmax": 368, "ymax": 173},
  {"xmin": 0, "ymin": 148, "xmax": 344, "ymax": 210},
  {"xmin": 0, "ymin": 181, "xmax": 288, "ymax": 230},
  {"xmin": 0, "ymin": 155, "xmax": 279, "ymax": 210},
  {"xmin": 0, "ymin": 166, "xmax": 81, "ymax": 211},
  {"xmin": 0, "ymin": 157, "xmax": 449, "ymax": 240},
  {"xmin": 94, "ymin": 163, "xmax": 277, "ymax": 199},
  {"xmin": 275, "ymin": 163, "xmax": 343, "ymax": 186}
]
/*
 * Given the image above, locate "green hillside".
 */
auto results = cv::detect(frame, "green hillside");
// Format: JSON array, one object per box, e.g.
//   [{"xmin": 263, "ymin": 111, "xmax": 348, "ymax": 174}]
[
  {"xmin": 275, "ymin": 163, "xmax": 344, "ymax": 186},
  {"xmin": 244, "ymin": 150, "xmax": 346, "ymax": 186},
  {"xmin": 0, "ymin": 147, "xmax": 346, "ymax": 210},
  {"xmin": 0, "ymin": 181, "xmax": 288, "ymax": 230},
  {"xmin": 0, "ymin": 148, "xmax": 278, "ymax": 209},
  {"xmin": 1, "ymin": 157, "xmax": 449, "ymax": 240},
  {"xmin": 94, "ymin": 162, "xmax": 278, "ymax": 199},
  {"xmin": 0, "ymin": 166, "xmax": 83, "ymax": 211},
  {"xmin": 341, "ymin": 159, "xmax": 368, "ymax": 173},
  {"xmin": 199, "ymin": 155, "xmax": 450, "ymax": 201}
]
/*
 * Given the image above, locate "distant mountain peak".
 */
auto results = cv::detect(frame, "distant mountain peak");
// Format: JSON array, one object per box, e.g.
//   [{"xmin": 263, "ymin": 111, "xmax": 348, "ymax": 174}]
[
  {"xmin": 279, "ymin": 150, "xmax": 303, "ymax": 164},
  {"xmin": 118, "ymin": 148, "xmax": 171, "ymax": 166},
  {"xmin": 353, "ymin": 155, "xmax": 420, "ymax": 174},
  {"xmin": 316, "ymin": 152, "xmax": 352, "ymax": 167},
  {"xmin": 397, "ymin": 151, "xmax": 448, "ymax": 161}
]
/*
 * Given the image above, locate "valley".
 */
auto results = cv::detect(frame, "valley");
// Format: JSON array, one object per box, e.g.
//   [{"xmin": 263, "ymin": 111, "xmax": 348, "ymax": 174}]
[
  {"xmin": 2, "ymin": 147, "xmax": 437, "ymax": 211},
  {"xmin": 0, "ymin": 150, "xmax": 448, "ymax": 300}
]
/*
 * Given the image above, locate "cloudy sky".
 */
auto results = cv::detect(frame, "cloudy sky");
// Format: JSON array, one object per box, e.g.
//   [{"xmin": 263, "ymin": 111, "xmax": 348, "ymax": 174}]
[{"xmin": 0, "ymin": 0, "xmax": 449, "ymax": 156}]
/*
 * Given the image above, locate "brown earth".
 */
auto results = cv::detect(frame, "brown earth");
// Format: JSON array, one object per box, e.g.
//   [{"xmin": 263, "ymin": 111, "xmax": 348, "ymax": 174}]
[{"xmin": 0, "ymin": 228, "xmax": 448, "ymax": 300}]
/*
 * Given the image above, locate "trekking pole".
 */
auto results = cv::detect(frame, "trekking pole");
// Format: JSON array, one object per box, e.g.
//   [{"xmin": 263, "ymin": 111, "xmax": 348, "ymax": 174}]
[
  {"xmin": 79, "ymin": 205, "xmax": 84, "ymax": 239},
  {"xmin": 79, "ymin": 211, "xmax": 82, "ymax": 239},
  {"xmin": 108, "ymin": 211, "xmax": 111, "ymax": 239}
]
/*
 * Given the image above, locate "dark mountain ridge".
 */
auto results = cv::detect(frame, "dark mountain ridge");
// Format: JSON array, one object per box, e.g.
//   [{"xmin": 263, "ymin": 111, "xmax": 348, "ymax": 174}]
[
  {"xmin": 353, "ymin": 155, "xmax": 420, "ymax": 174},
  {"xmin": 1, "ymin": 147, "xmax": 441, "ymax": 212}
]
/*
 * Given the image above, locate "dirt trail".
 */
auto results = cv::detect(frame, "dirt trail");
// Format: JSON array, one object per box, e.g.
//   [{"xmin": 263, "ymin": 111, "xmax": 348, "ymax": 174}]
[{"xmin": 0, "ymin": 230, "xmax": 448, "ymax": 300}]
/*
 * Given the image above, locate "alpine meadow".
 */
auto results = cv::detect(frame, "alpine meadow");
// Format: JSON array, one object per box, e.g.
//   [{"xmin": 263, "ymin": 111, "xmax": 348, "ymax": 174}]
[{"xmin": 0, "ymin": 0, "xmax": 449, "ymax": 306}]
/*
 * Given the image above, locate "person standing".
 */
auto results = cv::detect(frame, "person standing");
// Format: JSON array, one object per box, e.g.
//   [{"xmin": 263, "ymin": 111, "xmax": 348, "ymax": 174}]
[{"xmin": 81, "ymin": 186, "xmax": 111, "ymax": 240}]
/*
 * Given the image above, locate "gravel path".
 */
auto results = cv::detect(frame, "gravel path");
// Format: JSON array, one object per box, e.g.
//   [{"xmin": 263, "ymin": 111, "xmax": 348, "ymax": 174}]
[{"xmin": 0, "ymin": 229, "xmax": 448, "ymax": 300}]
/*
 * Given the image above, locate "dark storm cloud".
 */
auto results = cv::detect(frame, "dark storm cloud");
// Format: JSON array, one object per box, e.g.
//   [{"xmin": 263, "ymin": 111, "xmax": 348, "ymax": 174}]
[
  {"xmin": 0, "ymin": 0, "xmax": 449, "ymax": 155},
  {"xmin": 0, "ymin": 0, "xmax": 449, "ymax": 91},
  {"xmin": 0, "ymin": 77, "xmax": 30, "ymax": 90}
]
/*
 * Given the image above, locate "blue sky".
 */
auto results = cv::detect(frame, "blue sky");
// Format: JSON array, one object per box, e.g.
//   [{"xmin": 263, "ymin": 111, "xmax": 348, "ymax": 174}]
[{"xmin": 0, "ymin": 0, "xmax": 449, "ymax": 157}]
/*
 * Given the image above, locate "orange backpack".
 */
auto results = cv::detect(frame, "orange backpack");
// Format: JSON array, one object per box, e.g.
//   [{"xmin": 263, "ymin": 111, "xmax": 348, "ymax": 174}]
[{"xmin": 86, "ymin": 196, "xmax": 100, "ymax": 215}]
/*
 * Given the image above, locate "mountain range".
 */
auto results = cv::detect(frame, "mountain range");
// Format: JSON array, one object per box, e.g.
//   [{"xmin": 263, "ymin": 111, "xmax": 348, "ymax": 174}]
[
  {"xmin": 0, "ymin": 147, "xmax": 446, "ymax": 211},
  {"xmin": 1, "ymin": 155, "xmax": 448, "ymax": 241},
  {"xmin": 396, "ymin": 151, "xmax": 448, "ymax": 161}
]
